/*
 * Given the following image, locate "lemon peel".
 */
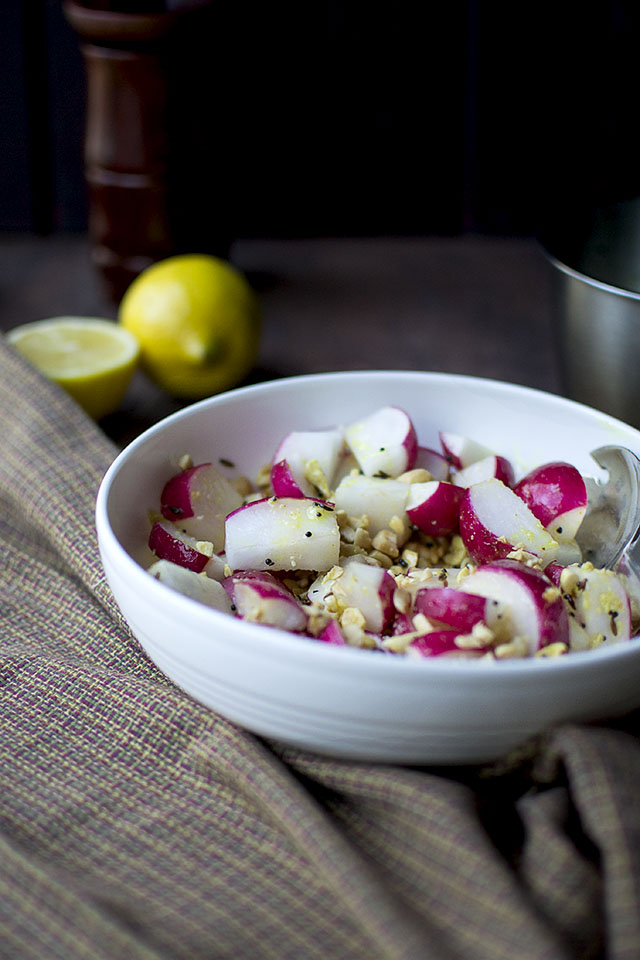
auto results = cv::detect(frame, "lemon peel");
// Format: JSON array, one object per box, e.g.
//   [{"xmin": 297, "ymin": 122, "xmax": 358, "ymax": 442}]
[{"xmin": 118, "ymin": 254, "xmax": 260, "ymax": 399}]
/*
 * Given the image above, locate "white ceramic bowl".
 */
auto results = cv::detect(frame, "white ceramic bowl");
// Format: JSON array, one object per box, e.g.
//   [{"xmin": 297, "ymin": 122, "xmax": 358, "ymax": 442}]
[{"xmin": 96, "ymin": 371, "xmax": 640, "ymax": 764}]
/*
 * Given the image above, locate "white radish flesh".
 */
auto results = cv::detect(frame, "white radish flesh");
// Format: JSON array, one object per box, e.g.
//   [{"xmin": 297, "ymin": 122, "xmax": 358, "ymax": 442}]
[
  {"xmin": 439, "ymin": 432, "xmax": 493, "ymax": 470},
  {"xmin": 345, "ymin": 406, "xmax": 417, "ymax": 477},
  {"xmin": 223, "ymin": 571, "xmax": 308, "ymax": 632},
  {"xmin": 559, "ymin": 566, "xmax": 632, "ymax": 650},
  {"xmin": 333, "ymin": 474, "xmax": 410, "ymax": 539},
  {"xmin": 271, "ymin": 428, "xmax": 344, "ymax": 498},
  {"xmin": 514, "ymin": 462, "xmax": 588, "ymax": 542},
  {"xmin": 332, "ymin": 558, "xmax": 396, "ymax": 634},
  {"xmin": 147, "ymin": 559, "xmax": 234, "ymax": 614},
  {"xmin": 452, "ymin": 455, "xmax": 515, "ymax": 489},
  {"xmin": 160, "ymin": 463, "xmax": 243, "ymax": 551},
  {"xmin": 461, "ymin": 559, "xmax": 569, "ymax": 654},
  {"xmin": 405, "ymin": 481, "xmax": 464, "ymax": 537},
  {"xmin": 414, "ymin": 446, "xmax": 450, "ymax": 481},
  {"xmin": 224, "ymin": 497, "xmax": 340, "ymax": 572},
  {"xmin": 459, "ymin": 478, "xmax": 559, "ymax": 566}
]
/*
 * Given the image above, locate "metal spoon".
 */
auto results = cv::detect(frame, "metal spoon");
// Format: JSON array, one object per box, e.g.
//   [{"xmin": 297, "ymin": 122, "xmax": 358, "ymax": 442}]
[{"xmin": 576, "ymin": 446, "xmax": 640, "ymax": 594}]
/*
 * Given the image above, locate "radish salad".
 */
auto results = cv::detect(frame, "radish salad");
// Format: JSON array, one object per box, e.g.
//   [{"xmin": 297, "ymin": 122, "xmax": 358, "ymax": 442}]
[{"xmin": 146, "ymin": 405, "xmax": 638, "ymax": 659}]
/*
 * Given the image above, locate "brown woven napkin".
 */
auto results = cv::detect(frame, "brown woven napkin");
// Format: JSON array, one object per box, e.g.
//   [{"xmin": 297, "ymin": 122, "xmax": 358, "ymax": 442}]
[{"xmin": 1, "ymin": 335, "xmax": 639, "ymax": 960}]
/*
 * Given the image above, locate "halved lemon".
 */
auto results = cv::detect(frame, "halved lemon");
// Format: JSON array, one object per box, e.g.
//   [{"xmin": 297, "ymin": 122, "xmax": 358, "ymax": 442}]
[{"xmin": 6, "ymin": 317, "xmax": 140, "ymax": 420}]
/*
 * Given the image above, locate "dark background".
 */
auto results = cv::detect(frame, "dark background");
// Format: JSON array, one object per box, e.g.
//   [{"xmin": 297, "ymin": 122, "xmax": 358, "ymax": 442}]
[{"xmin": 3, "ymin": 1, "xmax": 640, "ymax": 243}]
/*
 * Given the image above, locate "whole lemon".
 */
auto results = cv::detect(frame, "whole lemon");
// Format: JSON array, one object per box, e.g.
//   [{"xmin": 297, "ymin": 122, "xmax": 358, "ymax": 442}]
[{"xmin": 118, "ymin": 254, "xmax": 260, "ymax": 399}]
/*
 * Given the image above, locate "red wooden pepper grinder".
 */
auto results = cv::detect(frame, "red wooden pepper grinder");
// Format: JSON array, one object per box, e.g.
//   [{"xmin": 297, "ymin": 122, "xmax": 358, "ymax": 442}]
[{"xmin": 64, "ymin": 1, "xmax": 227, "ymax": 303}]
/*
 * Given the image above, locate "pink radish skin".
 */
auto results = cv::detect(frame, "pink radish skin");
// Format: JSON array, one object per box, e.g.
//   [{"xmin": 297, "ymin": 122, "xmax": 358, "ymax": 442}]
[
  {"xmin": 439, "ymin": 432, "xmax": 493, "ymax": 470},
  {"xmin": 270, "ymin": 459, "xmax": 307, "ymax": 498},
  {"xmin": 148, "ymin": 560, "xmax": 234, "ymax": 614},
  {"xmin": 452, "ymin": 455, "xmax": 515, "ymax": 489},
  {"xmin": 345, "ymin": 406, "xmax": 418, "ymax": 477},
  {"xmin": 225, "ymin": 496, "xmax": 340, "ymax": 572},
  {"xmin": 391, "ymin": 612, "xmax": 416, "ymax": 635},
  {"xmin": 544, "ymin": 563, "xmax": 564, "ymax": 588},
  {"xmin": 407, "ymin": 629, "xmax": 486, "ymax": 659},
  {"xmin": 514, "ymin": 462, "xmax": 588, "ymax": 542},
  {"xmin": 460, "ymin": 559, "xmax": 569, "ymax": 654},
  {"xmin": 414, "ymin": 586, "xmax": 501, "ymax": 633},
  {"xmin": 414, "ymin": 447, "xmax": 450, "ymax": 481},
  {"xmin": 149, "ymin": 520, "xmax": 212, "ymax": 573},
  {"xmin": 333, "ymin": 558, "xmax": 396, "ymax": 634},
  {"xmin": 405, "ymin": 481, "xmax": 464, "ymax": 537},
  {"xmin": 223, "ymin": 571, "xmax": 308, "ymax": 632},
  {"xmin": 333, "ymin": 474, "xmax": 410, "ymax": 538},
  {"xmin": 160, "ymin": 463, "xmax": 243, "ymax": 551},
  {"xmin": 459, "ymin": 478, "xmax": 559, "ymax": 566},
  {"xmin": 317, "ymin": 619, "xmax": 347, "ymax": 645}
]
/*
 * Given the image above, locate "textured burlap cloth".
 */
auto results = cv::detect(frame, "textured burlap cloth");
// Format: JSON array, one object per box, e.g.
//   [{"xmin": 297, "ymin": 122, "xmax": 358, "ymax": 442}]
[{"xmin": 1, "ymin": 335, "xmax": 639, "ymax": 960}]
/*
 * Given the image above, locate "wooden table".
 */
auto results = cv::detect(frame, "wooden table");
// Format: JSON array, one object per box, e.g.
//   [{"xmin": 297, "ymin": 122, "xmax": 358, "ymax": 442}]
[{"xmin": 0, "ymin": 233, "xmax": 562, "ymax": 447}]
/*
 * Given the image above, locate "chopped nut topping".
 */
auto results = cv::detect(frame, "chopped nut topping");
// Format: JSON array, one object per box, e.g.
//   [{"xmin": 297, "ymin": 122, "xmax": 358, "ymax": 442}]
[
  {"xmin": 494, "ymin": 635, "xmax": 530, "ymax": 659},
  {"xmin": 454, "ymin": 622, "xmax": 495, "ymax": 649},
  {"xmin": 255, "ymin": 463, "xmax": 272, "ymax": 488},
  {"xmin": 371, "ymin": 529, "xmax": 399, "ymax": 558},
  {"xmin": 304, "ymin": 459, "xmax": 331, "ymax": 498},
  {"xmin": 560, "ymin": 566, "xmax": 581, "ymax": 594},
  {"xmin": 542, "ymin": 586, "xmax": 561, "ymax": 604},
  {"xmin": 233, "ymin": 475, "xmax": 253, "ymax": 497},
  {"xmin": 393, "ymin": 588, "xmax": 412, "ymax": 614},
  {"xmin": 353, "ymin": 527, "xmax": 373, "ymax": 551},
  {"xmin": 195, "ymin": 540, "xmax": 214, "ymax": 557},
  {"xmin": 535, "ymin": 642, "xmax": 568, "ymax": 658},
  {"xmin": 396, "ymin": 468, "xmax": 433, "ymax": 484}
]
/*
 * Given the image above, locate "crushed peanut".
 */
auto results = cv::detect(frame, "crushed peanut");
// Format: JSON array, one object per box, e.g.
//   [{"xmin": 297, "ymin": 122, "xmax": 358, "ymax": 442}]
[{"xmin": 535, "ymin": 642, "xmax": 568, "ymax": 658}]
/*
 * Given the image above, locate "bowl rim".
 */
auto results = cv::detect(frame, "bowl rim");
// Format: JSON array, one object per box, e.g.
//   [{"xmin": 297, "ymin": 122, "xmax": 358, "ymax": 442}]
[{"xmin": 96, "ymin": 369, "xmax": 640, "ymax": 679}]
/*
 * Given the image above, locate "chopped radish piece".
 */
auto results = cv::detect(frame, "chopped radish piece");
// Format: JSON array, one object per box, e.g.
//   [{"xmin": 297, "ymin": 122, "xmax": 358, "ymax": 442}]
[
  {"xmin": 333, "ymin": 474, "xmax": 410, "ymax": 538},
  {"xmin": 318, "ymin": 619, "xmax": 347, "ymax": 645},
  {"xmin": 223, "ymin": 570, "xmax": 308, "ymax": 632},
  {"xmin": 224, "ymin": 497, "xmax": 340, "ymax": 572},
  {"xmin": 461, "ymin": 559, "xmax": 569, "ymax": 654},
  {"xmin": 452, "ymin": 455, "xmax": 515, "ymax": 488},
  {"xmin": 414, "ymin": 585, "xmax": 505, "ymax": 634},
  {"xmin": 407, "ymin": 629, "xmax": 486, "ymax": 659},
  {"xmin": 270, "ymin": 428, "xmax": 344, "ymax": 498},
  {"xmin": 414, "ymin": 446, "xmax": 450, "ymax": 481},
  {"xmin": 559, "ymin": 565, "xmax": 632, "ymax": 650},
  {"xmin": 345, "ymin": 406, "xmax": 417, "ymax": 477},
  {"xmin": 160, "ymin": 463, "xmax": 243, "ymax": 551},
  {"xmin": 148, "ymin": 520, "xmax": 213, "ymax": 574},
  {"xmin": 391, "ymin": 612, "xmax": 416, "ymax": 635},
  {"xmin": 405, "ymin": 481, "xmax": 464, "ymax": 537},
  {"xmin": 332, "ymin": 558, "xmax": 396, "ymax": 633},
  {"xmin": 439, "ymin": 432, "xmax": 493, "ymax": 470},
  {"xmin": 459, "ymin": 478, "xmax": 559, "ymax": 566},
  {"xmin": 270, "ymin": 459, "xmax": 307, "ymax": 499},
  {"xmin": 147, "ymin": 559, "xmax": 234, "ymax": 613},
  {"xmin": 514, "ymin": 462, "xmax": 588, "ymax": 542}
]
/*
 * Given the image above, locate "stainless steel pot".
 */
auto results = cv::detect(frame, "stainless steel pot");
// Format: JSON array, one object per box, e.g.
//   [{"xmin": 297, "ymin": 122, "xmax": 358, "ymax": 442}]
[{"xmin": 541, "ymin": 198, "xmax": 640, "ymax": 429}]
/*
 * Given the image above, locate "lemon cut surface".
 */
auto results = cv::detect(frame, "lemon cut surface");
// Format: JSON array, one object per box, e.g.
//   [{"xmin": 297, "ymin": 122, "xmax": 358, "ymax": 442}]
[{"xmin": 7, "ymin": 317, "xmax": 139, "ymax": 419}]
